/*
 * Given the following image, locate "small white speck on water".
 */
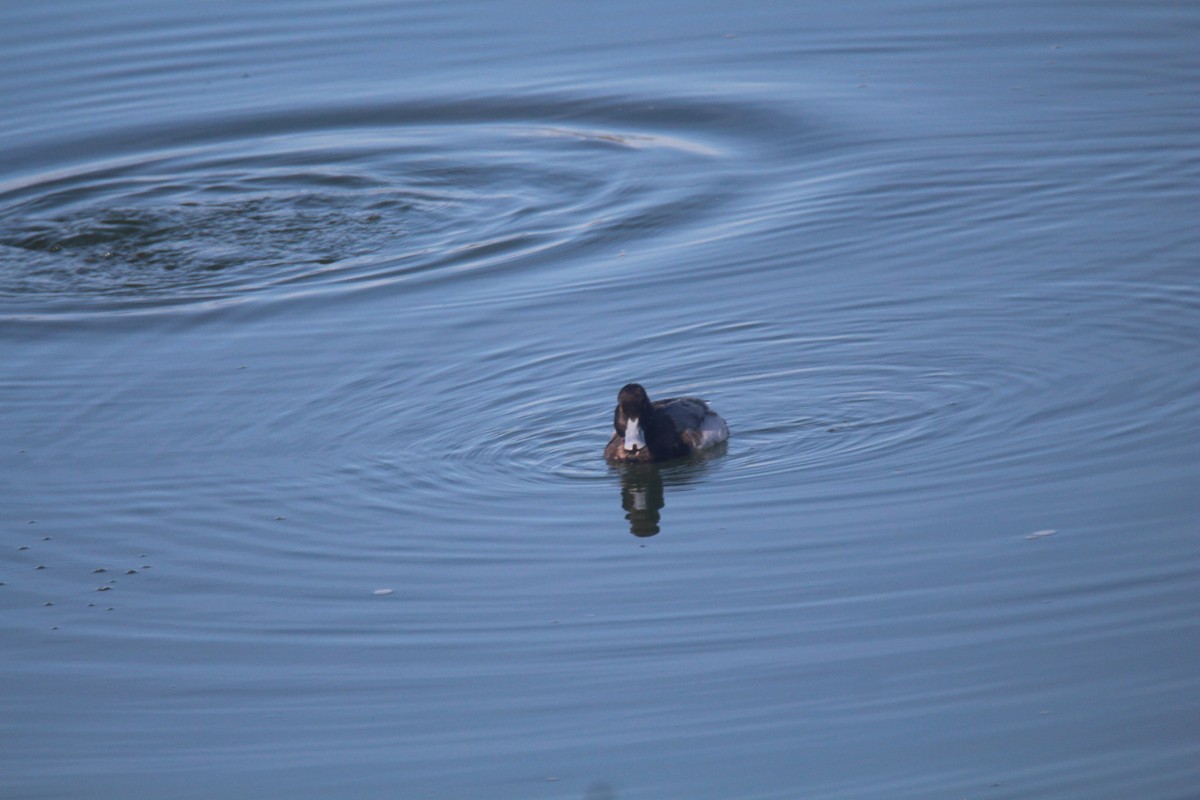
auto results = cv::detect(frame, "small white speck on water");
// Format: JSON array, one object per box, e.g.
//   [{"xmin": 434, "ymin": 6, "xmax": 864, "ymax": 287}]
[
  {"xmin": 372, "ymin": 589, "xmax": 394, "ymax": 596},
  {"xmin": 1025, "ymin": 529, "xmax": 1057, "ymax": 540}
]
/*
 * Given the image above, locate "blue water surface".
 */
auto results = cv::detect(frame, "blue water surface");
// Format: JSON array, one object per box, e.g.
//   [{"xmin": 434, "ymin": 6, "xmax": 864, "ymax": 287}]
[{"xmin": 2, "ymin": 1, "xmax": 1198, "ymax": 798}]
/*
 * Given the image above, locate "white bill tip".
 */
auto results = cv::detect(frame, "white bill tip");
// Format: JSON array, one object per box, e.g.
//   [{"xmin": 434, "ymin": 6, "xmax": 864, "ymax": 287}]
[{"xmin": 624, "ymin": 417, "xmax": 646, "ymax": 451}]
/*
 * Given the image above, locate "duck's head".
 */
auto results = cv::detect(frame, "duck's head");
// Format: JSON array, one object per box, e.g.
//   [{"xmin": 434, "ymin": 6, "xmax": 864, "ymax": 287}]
[{"xmin": 614, "ymin": 383, "xmax": 654, "ymax": 454}]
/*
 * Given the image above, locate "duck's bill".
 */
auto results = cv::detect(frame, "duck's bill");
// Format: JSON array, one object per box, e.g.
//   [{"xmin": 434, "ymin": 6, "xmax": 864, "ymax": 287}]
[{"xmin": 624, "ymin": 417, "xmax": 647, "ymax": 451}]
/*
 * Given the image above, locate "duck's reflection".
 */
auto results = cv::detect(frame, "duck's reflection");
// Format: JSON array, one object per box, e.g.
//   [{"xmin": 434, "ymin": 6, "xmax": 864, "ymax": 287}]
[
  {"xmin": 615, "ymin": 464, "xmax": 665, "ymax": 537},
  {"xmin": 610, "ymin": 446, "xmax": 723, "ymax": 537}
]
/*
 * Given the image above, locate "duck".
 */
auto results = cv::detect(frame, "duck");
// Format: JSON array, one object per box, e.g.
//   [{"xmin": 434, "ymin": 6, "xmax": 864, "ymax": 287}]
[{"xmin": 604, "ymin": 383, "xmax": 729, "ymax": 463}]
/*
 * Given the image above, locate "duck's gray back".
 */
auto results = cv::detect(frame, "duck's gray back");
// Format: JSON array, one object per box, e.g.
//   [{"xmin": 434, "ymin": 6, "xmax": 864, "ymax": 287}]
[{"xmin": 655, "ymin": 397, "xmax": 711, "ymax": 431}]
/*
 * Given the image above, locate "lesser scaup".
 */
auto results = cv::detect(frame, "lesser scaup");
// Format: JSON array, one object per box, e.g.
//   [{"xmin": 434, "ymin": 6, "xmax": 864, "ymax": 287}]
[{"xmin": 603, "ymin": 383, "xmax": 729, "ymax": 463}]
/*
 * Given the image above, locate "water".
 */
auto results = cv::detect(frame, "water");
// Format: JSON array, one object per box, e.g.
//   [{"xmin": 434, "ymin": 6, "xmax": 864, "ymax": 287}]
[{"xmin": 2, "ymin": 1, "xmax": 1197, "ymax": 798}]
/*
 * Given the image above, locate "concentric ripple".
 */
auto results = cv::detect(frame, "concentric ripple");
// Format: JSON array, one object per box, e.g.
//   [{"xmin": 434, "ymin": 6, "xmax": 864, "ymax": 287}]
[
  {"xmin": 0, "ymin": 103, "xmax": 735, "ymax": 316},
  {"xmin": 349, "ymin": 275, "xmax": 1200, "ymax": 508}
]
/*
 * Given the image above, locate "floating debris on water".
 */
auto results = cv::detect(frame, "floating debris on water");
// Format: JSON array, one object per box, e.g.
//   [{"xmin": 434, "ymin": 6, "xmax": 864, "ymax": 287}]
[
  {"xmin": 1025, "ymin": 529, "xmax": 1057, "ymax": 540},
  {"xmin": 372, "ymin": 589, "xmax": 394, "ymax": 596}
]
